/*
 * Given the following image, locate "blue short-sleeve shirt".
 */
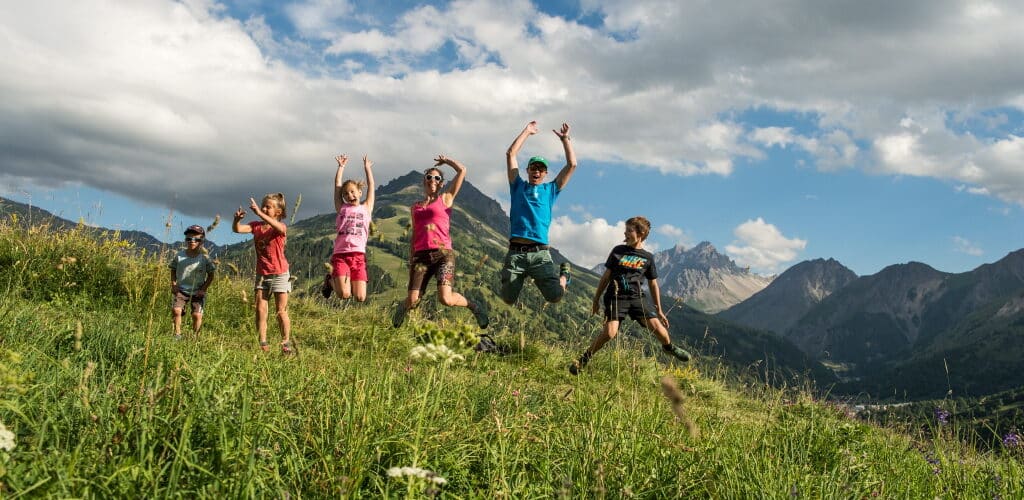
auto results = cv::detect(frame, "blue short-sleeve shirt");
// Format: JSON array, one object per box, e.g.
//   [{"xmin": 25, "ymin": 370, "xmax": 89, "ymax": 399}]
[{"xmin": 509, "ymin": 176, "xmax": 559, "ymax": 245}]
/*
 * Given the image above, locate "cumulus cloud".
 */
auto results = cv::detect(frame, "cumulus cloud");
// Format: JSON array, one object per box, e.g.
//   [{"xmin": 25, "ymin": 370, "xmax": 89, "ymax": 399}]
[
  {"xmin": 2, "ymin": 0, "xmax": 1024, "ymax": 223},
  {"xmin": 548, "ymin": 216, "xmax": 624, "ymax": 268},
  {"xmin": 952, "ymin": 236, "xmax": 984, "ymax": 256},
  {"xmin": 725, "ymin": 218, "xmax": 807, "ymax": 273},
  {"xmin": 656, "ymin": 223, "xmax": 692, "ymax": 247}
]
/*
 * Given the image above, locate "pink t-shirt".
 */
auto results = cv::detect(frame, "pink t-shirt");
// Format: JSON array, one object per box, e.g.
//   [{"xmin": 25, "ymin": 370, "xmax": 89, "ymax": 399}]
[
  {"xmin": 411, "ymin": 197, "xmax": 452, "ymax": 252},
  {"xmin": 250, "ymin": 221, "xmax": 289, "ymax": 275},
  {"xmin": 333, "ymin": 203, "xmax": 369, "ymax": 254}
]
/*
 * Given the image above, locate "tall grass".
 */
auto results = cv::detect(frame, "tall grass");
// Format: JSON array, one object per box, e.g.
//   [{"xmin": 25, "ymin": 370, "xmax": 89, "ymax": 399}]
[{"xmin": 0, "ymin": 218, "xmax": 1022, "ymax": 497}]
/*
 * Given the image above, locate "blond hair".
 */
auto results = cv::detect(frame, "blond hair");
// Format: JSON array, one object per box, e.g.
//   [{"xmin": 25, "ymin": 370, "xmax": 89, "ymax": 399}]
[
  {"xmin": 262, "ymin": 192, "xmax": 287, "ymax": 220},
  {"xmin": 340, "ymin": 180, "xmax": 366, "ymax": 192}
]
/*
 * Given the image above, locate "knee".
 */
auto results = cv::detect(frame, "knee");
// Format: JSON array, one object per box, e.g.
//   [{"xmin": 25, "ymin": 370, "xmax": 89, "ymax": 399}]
[
  {"xmin": 438, "ymin": 294, "xmax": 457, "ymax": 307},
  {"xmin": 172, "ymin": 308, "xmax": 183, "ymax": 316},
  {"xmin": 354, "ymin": 294, "xmax": 367, "ymax": 302}
]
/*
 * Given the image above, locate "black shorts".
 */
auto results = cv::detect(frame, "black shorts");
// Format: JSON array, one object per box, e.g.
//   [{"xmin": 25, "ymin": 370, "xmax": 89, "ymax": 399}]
[{"xmin": 603, "ymin": 295, "xmax": 657, "ymax": 323}]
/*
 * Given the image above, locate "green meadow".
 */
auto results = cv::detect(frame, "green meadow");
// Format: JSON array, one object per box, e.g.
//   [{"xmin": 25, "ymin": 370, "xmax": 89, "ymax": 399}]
[{"xmin": 0, "ymin": 219, "xmax": 1021, "ymax": 498}]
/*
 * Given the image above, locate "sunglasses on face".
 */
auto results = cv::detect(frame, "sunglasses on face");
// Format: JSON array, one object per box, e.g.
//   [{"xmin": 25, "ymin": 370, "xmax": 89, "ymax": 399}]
[
  {"xmin": 424, "ymin": 174, "xmax": 443, "ymax": 182},
  {"xmin": 527, "ymin": 164, "xmax": 547, "ymax": 172},
  {"xmin": 185, "ymin": 237, "xmax": 203, "ymax": 243}
]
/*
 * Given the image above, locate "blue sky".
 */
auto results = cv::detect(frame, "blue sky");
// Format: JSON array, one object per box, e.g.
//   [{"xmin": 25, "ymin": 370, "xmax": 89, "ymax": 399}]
[{"xmin": 2, "ymin": 0, "xmax": 1023, "ymax": 276}]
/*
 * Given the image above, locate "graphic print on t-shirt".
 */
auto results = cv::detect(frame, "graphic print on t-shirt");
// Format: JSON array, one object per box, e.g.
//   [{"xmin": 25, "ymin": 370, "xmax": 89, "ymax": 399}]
[{"xmin": 618, "ymin": 254, "xmax": 648, "ymax": 270}]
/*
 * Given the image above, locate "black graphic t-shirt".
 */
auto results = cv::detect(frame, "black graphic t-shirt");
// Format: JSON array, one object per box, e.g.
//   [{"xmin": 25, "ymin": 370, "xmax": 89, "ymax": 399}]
[{"xmin": 603, "ymin": 245, "xmax": 657, "ymax": 299}]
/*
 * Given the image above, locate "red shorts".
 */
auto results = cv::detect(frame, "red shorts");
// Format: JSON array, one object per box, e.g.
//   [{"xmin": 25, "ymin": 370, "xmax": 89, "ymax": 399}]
[{"xmin": 330, "ymin": 252, "xmax": 367, "ymax": 281}]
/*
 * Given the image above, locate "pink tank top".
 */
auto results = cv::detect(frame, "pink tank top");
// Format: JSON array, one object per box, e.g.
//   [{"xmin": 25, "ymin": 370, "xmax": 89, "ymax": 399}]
[
  {"xmin": 411, "ymin": 197, "xmax": 452, "ymax": 252},
  {"xmin": 333, "ymin": 203, "xmax": 369, "ymax": 254}
]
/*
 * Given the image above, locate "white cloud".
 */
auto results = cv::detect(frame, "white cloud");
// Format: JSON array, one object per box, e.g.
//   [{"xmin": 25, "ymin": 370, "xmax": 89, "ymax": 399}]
[
  {"xmin": 656, "ymin": 223, "xmax": 691, "ymax": 247},
  {"xmin": 548, "ymin": 216, "xmax": 624, "ymax": 268},
  {"xmin": 3, "ymin": 0, "xmax": 1024, "ymax": 222},
  {"xmin": 952, "ymin": 236, "xmax": 984, "ymax": 256},
  {"xmin": 725, "ymin": 218, "xmax": 807, "ymax": 273}
]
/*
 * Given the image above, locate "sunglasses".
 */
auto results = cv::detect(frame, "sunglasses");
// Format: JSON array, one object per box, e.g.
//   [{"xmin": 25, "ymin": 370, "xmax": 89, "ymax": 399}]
[
  {"xmin": 424, "ymin": 174, "xmax": 444, "ymax": 182},
  {"xmin": 185, "ymin": 237, "xmax": 203, "ymax": 243}
]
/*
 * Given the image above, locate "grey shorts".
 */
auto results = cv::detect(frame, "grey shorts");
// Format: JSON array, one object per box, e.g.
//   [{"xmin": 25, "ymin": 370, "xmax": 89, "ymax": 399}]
[
  {"xmin": 172, "ymin": 290, "xmax": 206, "ymax": 314},
  {"xmin": 254, "ymin": 272, "xmax": 291, "ymax": 299}
]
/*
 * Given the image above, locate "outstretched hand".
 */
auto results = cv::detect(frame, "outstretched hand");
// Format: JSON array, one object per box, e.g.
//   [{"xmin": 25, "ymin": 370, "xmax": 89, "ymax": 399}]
[
  {"xmin": 524, "ymin": 120, "xmax": 539, "ymax": 135},
  {"xmin": 434, "ymin": 154, "xmax": 451, "ymax": 166},
  {"xmin": 234, "ymin": 206, "xmax": 245, "ymax": 219},
  {"xmin": 363, "ymin": 155, "xmax": 373, "ymax": 169},
  {"xmin": 248, "ymin": 197, "xmax": 260, "ymax": 213},
  {"xmin": 553, "ymin": 122, "xmax": 570, "ymax": 140},
  {"xmin": 335, "ymin": 154, "xmax": 348, "ymax": 168}
]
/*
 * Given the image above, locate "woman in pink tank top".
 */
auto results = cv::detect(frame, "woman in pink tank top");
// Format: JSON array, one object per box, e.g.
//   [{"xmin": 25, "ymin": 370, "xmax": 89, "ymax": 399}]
[
  {"xmin": 321, "ymin": 154, "xmax": 375, "ymax": 302},
  {"xmin": 391, "ymin": 155, "xmax": 489, "ymax": 330}
]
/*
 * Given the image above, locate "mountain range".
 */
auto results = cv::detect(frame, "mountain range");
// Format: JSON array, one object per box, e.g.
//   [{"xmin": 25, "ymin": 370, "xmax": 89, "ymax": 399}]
[{"xmin": 719, "ymin": 249, "xmax": 1024, "ymax": 399}]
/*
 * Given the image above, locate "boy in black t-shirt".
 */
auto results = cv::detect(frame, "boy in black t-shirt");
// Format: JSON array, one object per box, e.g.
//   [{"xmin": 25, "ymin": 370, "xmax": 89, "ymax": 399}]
[{"xmin": 569, "ymin": 216, "xmax": 691, "ymax": 375}]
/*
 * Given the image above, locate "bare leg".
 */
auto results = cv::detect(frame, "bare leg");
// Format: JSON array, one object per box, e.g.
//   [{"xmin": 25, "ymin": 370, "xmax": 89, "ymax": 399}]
[
  {"xmin": 274, "ymin": 292, "xmax": 290, "ymax": 343},
  {"xmin": 352, "ymin": 280, "xmax": 367, "ymax": 302},
  {"xmin": 172, "ymin": 307, "xmax": 184, "ymax": 335},
  {"xmin": 255, "ymin": 292, "xmax": 269, "ymax": 344}
]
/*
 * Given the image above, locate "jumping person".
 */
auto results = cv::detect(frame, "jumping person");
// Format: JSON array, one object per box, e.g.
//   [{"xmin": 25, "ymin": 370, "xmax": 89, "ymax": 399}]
[
  {"xmin": 321, "ymin": 154, "xmax": 375, "ymax": 301},
  {"xmin": 391, "ymin": 155, "xmax": 489, "ymax": 329},
  {"xmin": 499, "ymin": 120, "xmax": 576, "ymax": 305},
  {"xmin": 569, "ymin": 216, "xmax": 691, "ymax": 375}
]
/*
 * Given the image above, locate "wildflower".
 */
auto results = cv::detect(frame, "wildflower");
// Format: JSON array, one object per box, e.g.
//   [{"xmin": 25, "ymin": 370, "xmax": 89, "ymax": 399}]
[
  {"xmin": 0, "ymin": 421, "xmax": 15, "ymax": 451},
  {"xmin": 512, "ymin": 389, "xmax": 520, "ymax": 397},
  {"xmin": 386, "ymin": 466, "xmax": 447, "ymax": 485},
  {"xmin": 934, "ymin": 408, "xmax": 950, "ymax": 425},
  {"xmin": 1002, "ymin": 431, "xmax": 1021, "ymax": 448}
]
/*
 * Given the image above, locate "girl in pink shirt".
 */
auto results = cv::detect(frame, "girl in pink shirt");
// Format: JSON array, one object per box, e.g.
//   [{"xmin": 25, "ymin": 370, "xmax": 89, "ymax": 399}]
[
  {"xmin": 321, "ymin": 154, "xmax": 375, "ymax": 301},
  {"xmin": 391, "ymin": 155, "xmax": 489, "ymax": 329},
  {"xmin": 233, "ymin": 192, "xmax": 293, "ymax": 353}
]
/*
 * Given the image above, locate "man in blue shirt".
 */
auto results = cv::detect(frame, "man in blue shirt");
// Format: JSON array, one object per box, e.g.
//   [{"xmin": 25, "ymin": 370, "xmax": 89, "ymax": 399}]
[{"xmin": 500, "ymin": 120, "xmax": 577, "ymax": 304}]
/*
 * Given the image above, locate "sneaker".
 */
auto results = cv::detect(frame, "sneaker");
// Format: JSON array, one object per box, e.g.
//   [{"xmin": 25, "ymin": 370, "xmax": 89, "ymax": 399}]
[
  {"xmin": 474, "ymin": 334, "xmax": 499, "ymax": 353},
  {"xmin": 392, "ymin": 301, "xmax": 408, "ymax": 328},
  {"xmin": 559, "ymin": 262, "xmax": 572, "ymax": 286},
  {"xmin": 173, "ymin": 334, "xmax": 183, "ymax": 341},
  {"xmin": 259, "ymin": 341, "xmax": 270, "ymax": 352},
  {"xmin": 320, "ymin": 274, "xmax": 333, "ymax": 299},
  {"xmin": 470, "ymin": 299, "xmax": 490, "ymax": 329},
  {"xmin": 281, "ymin": 341, "xmax": 293, "ymax": 354},
  {"xmin": 664, "ymin": 343, "xmax": 691, "ymax": 362}
]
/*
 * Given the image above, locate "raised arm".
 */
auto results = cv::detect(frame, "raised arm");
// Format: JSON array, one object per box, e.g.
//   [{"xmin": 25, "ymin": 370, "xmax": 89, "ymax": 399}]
[
  {"xmin": 231, "ymin": 206, "xmax": 252, "ymax": 234},
  {"xmin": 649, "ymin": 277, "xmax": 669, "ymax": 328},
  {"xmin": 249, "ymin": 197, "xmax": 287, "ymax": 235},
  {"xmin": 436, "ymin": 154, "xmax": 467, "ymax": 207},
  {"xmin": 506, "ymin": 121, "xmax": 538, "ymax": 184},
  {"xmin": 553, "ymin": 123, "xmax": 577, "ymax": 190},
  {"xmin": 333, "ymin": 154, "xmax": 348, "ymax": 213},
  {"xmin": 363, "ymin": 155, "xmax": 375, "ymax": 214},
  {"xmin": 592, "ymin": 268, "xmax": 611, "ymax": 315}
]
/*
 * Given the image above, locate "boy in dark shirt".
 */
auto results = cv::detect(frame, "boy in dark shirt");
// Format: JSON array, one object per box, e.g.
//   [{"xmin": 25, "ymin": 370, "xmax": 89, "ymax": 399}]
[{"xmin": 570, "ymin": 216, "xmax": 691, "ymax": 374}]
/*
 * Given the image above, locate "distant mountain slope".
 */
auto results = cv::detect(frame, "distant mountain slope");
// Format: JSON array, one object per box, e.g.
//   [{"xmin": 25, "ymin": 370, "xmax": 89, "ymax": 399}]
[
  {"xmin": 719, "ymin": 258, "xmax": 857, "ymax": 335},
  {"xmin": 653, "ymin": 242, "xmax": 774, "ymax": 313},
  {"xmin": 0, "ymin": 196, "xmax": 190, "ymax": 254},
  {"xmin": 786, "ymin": 261, "xmax": 949, "ymax": 366}
]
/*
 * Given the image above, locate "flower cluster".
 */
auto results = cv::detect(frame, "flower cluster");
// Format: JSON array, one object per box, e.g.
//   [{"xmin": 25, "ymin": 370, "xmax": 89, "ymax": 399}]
[
  {"xmin": 934, "ymin": 408, "xmax": 950, "ymax": 425},
  {"xmin": 0, "ymin": 421, "xmax": 15, "ymax": 452},
  {"xmin": 410, "ymin": 344, "xmax": 465, "ymax": 364},
  {"xmin": 386, "ymin": 466, "xmax": 447, "ymax": 485},
  {"xmin": 1003, "ymin": 431, "xmax": 1021, "ymax": 448}
]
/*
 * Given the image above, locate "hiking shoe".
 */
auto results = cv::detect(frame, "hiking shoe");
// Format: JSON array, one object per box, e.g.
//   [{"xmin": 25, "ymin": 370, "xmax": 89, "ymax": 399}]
[
  {"xmin": 664, "ymin": 344, "xmax": 691, "ymax": 362},
  {"xmin": 559, "ymin": 262, "xmax": 572, "ymax": 286},
  {"xmin": 281, "ymin": 341, "xmax": 293, "ymax": 355},
  {"xmin": 470, "ymin": 299, "xmax": 490, "ymax": 329},
  {"xmin": 392, "ymin": 301, "xmax": 408, "ymax": 328},
  {"xmin": 474, "ymin": 334, "xmax": 499, "ymax": 353},
  {"xmin": 320, "ymin": 274, "xmax": 333, "ymax": 299},
  {"xmin": 568, "ymin": 352, "xmax": 590, "ymax": 375}
]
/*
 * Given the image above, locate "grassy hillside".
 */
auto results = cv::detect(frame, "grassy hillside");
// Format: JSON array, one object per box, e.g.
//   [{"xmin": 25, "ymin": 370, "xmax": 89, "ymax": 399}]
[{"xmin": 2, "ymin": 215, "xmax": 1023, "ymax": 496}]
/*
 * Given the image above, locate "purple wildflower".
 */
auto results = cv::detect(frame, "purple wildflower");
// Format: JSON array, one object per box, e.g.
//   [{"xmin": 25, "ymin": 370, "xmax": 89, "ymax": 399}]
[
  {"xmin": 934, "ymin": 408, "xmax": 950, "ymax": 425},
  {"xmin": 1002, "ymin": 431, "xmax": 1020, "ymax": 448}
]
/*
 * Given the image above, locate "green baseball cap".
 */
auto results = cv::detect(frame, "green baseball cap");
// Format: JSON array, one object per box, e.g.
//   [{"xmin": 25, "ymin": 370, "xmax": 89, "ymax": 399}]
[{"xmin": 527, "ymin": 156, "xmax": 548, "ymax": 170}]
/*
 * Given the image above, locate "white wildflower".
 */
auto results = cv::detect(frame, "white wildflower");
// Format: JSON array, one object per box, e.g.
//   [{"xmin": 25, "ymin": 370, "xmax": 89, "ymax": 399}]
[
  {"xmin": 386, "ymin": 466, "xmax": 447, "ymax": 485},
  {"xmin": 0, "ymin": 421, "xmax": 15, "ymax": 452}
]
